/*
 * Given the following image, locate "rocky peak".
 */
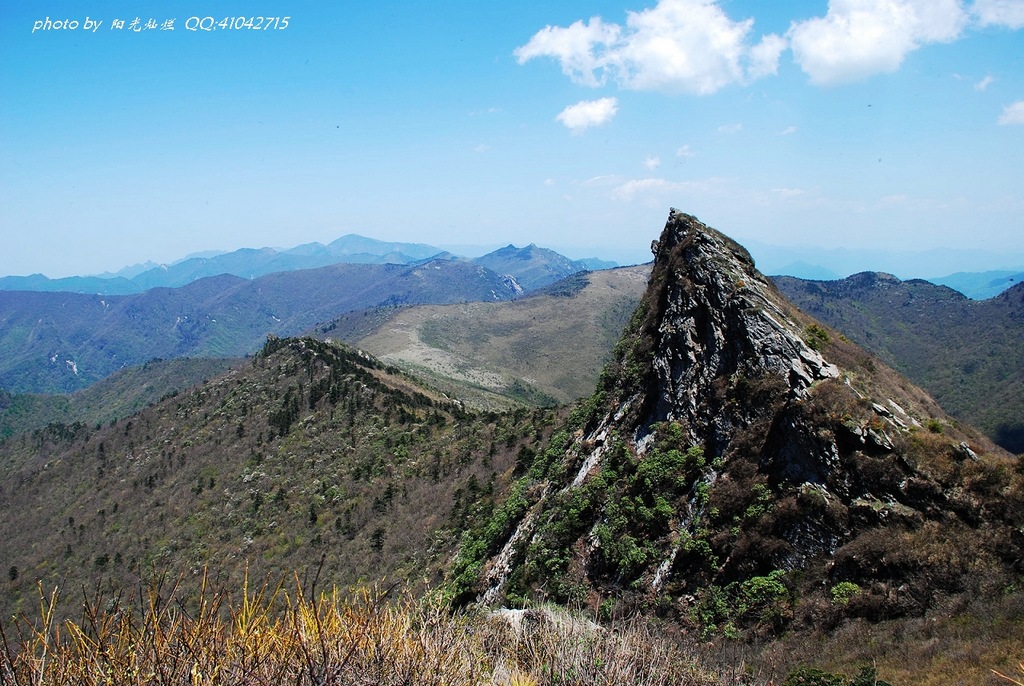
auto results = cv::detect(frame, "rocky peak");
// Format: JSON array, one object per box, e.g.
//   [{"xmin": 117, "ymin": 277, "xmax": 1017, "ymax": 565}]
[
  {"xmin": 463, "ymin": 210, "xmax": 1022, "ymax": 636},
  {"xmin": 639, "ymin": 210, "xmax": 839, "ymax": 451}
]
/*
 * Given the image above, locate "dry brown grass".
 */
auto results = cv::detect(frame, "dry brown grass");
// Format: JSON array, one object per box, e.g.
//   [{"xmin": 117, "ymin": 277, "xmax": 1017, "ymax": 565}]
[
  {"xmin": 3, "ymin": 572, "xmax": 1020, "ymax": 685},
  {"xmin": 993, "ymin": 661, "xmax": 1024, "ymax": 685},
  {"xmin": 481, "ymin": 608, "xmax": 719, "ymax": 686},
  {"xmin": 744, "ymin": 591, "xmax": 1024, "ymax": 686},
  {"xmin": 0, "ymin": 574, "xmax": 718, "ymax": 686}
]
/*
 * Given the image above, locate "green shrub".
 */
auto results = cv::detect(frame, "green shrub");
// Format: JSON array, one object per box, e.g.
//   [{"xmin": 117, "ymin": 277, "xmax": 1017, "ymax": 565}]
[
  {"xmin": 804, "ymin": 324, "xmax": 831, "ymax": 351},
  {"xmin": 830, "ymin": 581, "xmax": 862, "ymax": 606},
  {"xmin": 850, "ymin": 666, "xmax": 893, "ymax": 686},
  {"xmin": 782, "ymin": 665, "xmax": 893, "ymax": 686},
  {"xmin": 783, "ymin": 667, "xmax": 844, "ymax": 686}
]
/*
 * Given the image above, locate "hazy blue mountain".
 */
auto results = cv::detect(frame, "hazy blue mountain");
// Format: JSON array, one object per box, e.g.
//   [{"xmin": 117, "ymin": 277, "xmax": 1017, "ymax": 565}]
[
  {"xmin": 573, "ymin": 257, "xmax": 619, "ymax": 271},
  {"xmin": 0, "ymin": 235, "xmax": 447, "ymax": 295},
  {"xmin": 471, "ymin": 243, "xmax": 583, "ymax": 291},
  {"xmin": 323, "ymin": 234, "xmax": 443, "ymax": 260},
  {"xmin": 768, "ymin": 261, "xmax": 842, "ymax": 281},
  {"xmin": 96, "ymin": 260, "xmax": 162, "ymax": 279},
  {"xmin": 928, "ymin": 270, "xmax": 1024, "ymax": 300},
  {"xmin": 0, "ymin": 274, "xmax": 141, "ymax": 295},
  {"xmin": 0, "ymin": 259, "xmax": 521, "ymax": 394},
  {"xmin": 0, "ymin": 235, "xmax": 604, "ymax": 295},
  {"xmin": 746, "ymin": 239, "xmax": 1024, "ymax": 284},
  {"xmin": 128, "ymin": 248, "xmax": 303, "ymax": 289}
]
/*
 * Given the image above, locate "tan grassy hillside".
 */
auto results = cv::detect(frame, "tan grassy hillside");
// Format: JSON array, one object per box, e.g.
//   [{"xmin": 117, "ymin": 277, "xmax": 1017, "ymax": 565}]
[{"xmin": 322, "ymin": 266, "xmax": 649, "ymax": 410}]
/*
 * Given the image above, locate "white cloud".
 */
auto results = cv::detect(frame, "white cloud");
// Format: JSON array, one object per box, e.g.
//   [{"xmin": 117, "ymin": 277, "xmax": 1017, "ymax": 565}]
[
  {"xmin": 788, "ymin": 0, "xmax": 969, "ymax": 85},
  {"xmin": 612, "ymin": 178, "xmax": 692, "ymax": 200},
  {"xmin": 781, "ymin": 125, "xmax": 799, "ymax": 135},
  {"xmin": 473, "ymin": 144, "xmax": 490, "ymax": 153},
  {"xmin": 880, "ymin": 194, "xmax": 909, "ymax": 204},
  {"xmin": 973, "ymin": 0, "xmax": 1024, "ymax": 28},
  {"xmin": 610, "ymin": 176, "xmax": 723, "ymax": 201},
  {"xmin": 583, "ymin": 174, "xmax": 624, "ymax": 186},
  {"xmin": 644, "ymin": 155, "xmax": 662, "ymax": 170},
  {"xmin": 515, "ymin": 0, "xmax": 785, "ymax": 95},
  {"xmin": 748, "ymin": 34, "xmax": 788, "ymax": 79},
  {"xmin": 513, "ymin": 17, "xmax": 621, "ymax": 87},
  {"xmin": 975, "ymin": 75, "xmax": 995, "ymax": 90},
  {"xmin": 998, "ymin": 100, "xmax": 1024, "ymax": 124},
  {"xmin": 556, "ymin": 97, "xmax": 619, "ymax": 132},
  {"xmin": 772, "ymin": 187, "xmax": 807, "ymax": 198},
  {"xmin": 717, "ymin": 123, "xmax": 743, "ymax": 134},
  {"xmin": 544, "ymin": 178, "xmax": 556, "ymax": 186},
  {"xmin": 676, "ymin": 144, "xmax": 695, "ymax": 158}
]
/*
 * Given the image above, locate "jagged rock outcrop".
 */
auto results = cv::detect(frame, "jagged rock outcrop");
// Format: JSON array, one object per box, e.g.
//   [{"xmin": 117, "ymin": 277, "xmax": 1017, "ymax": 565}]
[
  {"xmin": 460, "ymin": 210, "xmax": 1023, "ymax": 635},
  {"xmin": 637, "ymin": 212, "xmax": 842, "ymax": 484}
]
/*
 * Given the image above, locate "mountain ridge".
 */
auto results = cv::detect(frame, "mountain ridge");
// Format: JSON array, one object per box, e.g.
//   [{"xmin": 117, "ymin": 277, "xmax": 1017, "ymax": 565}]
[
  {"xmin": 0, "ymin": 234, "xmax": 617, "ymax": 296},
  {"xmin": 0, "ymin": 334, "xmax": 559, "ymax": 623},
  {"xmin": 0, "ymin": 259, "xmax": 522, "ymax": 394},
  {"xmin": 456, "ymin": 210, "xmax": 1021, "ymax": 639}
]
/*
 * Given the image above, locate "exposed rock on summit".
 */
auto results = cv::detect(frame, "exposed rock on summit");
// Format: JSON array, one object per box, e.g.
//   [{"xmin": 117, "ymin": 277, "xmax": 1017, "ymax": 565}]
[
  {"xmin": 460, "ymin": 210, "xmax": 1022, "ymax": 635},
  {"xmin": 640, "ymin": 211, "xmax": 838, "ymax": 461}
]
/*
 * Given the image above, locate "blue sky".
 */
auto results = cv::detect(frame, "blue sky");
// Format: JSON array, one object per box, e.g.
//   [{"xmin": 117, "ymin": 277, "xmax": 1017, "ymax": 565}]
[{"xmin": 2, "ymin": 0, "xmax": 1023, "ymax": 279}]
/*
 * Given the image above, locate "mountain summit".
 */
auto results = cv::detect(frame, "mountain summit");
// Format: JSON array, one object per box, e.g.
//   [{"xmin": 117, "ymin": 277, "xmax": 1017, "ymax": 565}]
[
  {"xmin": 472, "ymin": 244, "xmax": 590, "ymax": 291},
  {"xmin": 460, "ymin": 210, "xmax": 1022, "ymax": 634}
]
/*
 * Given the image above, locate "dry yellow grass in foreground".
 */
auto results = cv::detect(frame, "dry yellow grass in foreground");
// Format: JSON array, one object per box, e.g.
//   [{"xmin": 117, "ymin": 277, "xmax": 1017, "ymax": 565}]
[
  {"xmin": 993, "ymin": 662, "xmax": 1024, "ymax": 685},
  {"xmin": 0, "ymin": 573, "xmax": 717, "ymax": 686}
]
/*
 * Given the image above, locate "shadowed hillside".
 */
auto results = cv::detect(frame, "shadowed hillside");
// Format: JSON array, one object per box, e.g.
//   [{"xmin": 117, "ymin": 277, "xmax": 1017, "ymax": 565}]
[
  {"xmin": 0, "ymin": 357, "xmax": 239, "ymax": 441},
  {"xmin": 774, "ymin": 273, "xmax": 1024, "ymax": 453}
]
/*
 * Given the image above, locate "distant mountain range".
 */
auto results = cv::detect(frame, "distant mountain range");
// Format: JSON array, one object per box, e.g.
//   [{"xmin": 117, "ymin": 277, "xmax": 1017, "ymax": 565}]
[
  {"xmin": 762, "ymin": 262, "xmax": 1024, "ymax": 300},
  {"xmin": 4, "ymin": 258, "xmax": 1023, "ymax": 456},
  {"xmin": 927, "ymin": 269, "xmax": 1024, "ymax": 300},
  {"xmin": 0, "ymin": 235, "xmax": 615, "ymax": 296},
  {"xmin": 0, "ymin": 260, "xmax": 523, "ymax": 394},
  {"xmin": 747, "ymin": 238, "xmax": 1024, "ymax": 295},
  {"xmin": 3, "ymin": 225, "xmax": 1022, "ymax": 456},
  {"xmin": 5, "ymin": 231, "xmax": 1022, "ymax": 302}
]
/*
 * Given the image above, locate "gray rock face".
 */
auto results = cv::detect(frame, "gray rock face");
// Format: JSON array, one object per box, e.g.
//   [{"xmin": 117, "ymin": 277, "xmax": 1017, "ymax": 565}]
[
  {"xmin": 642, "ymin": 211, "xmax": 839, "ymax": 463},
  {"xmin": 472, "ymin": 210, "xmax": 1017, "ymax": 631}
]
